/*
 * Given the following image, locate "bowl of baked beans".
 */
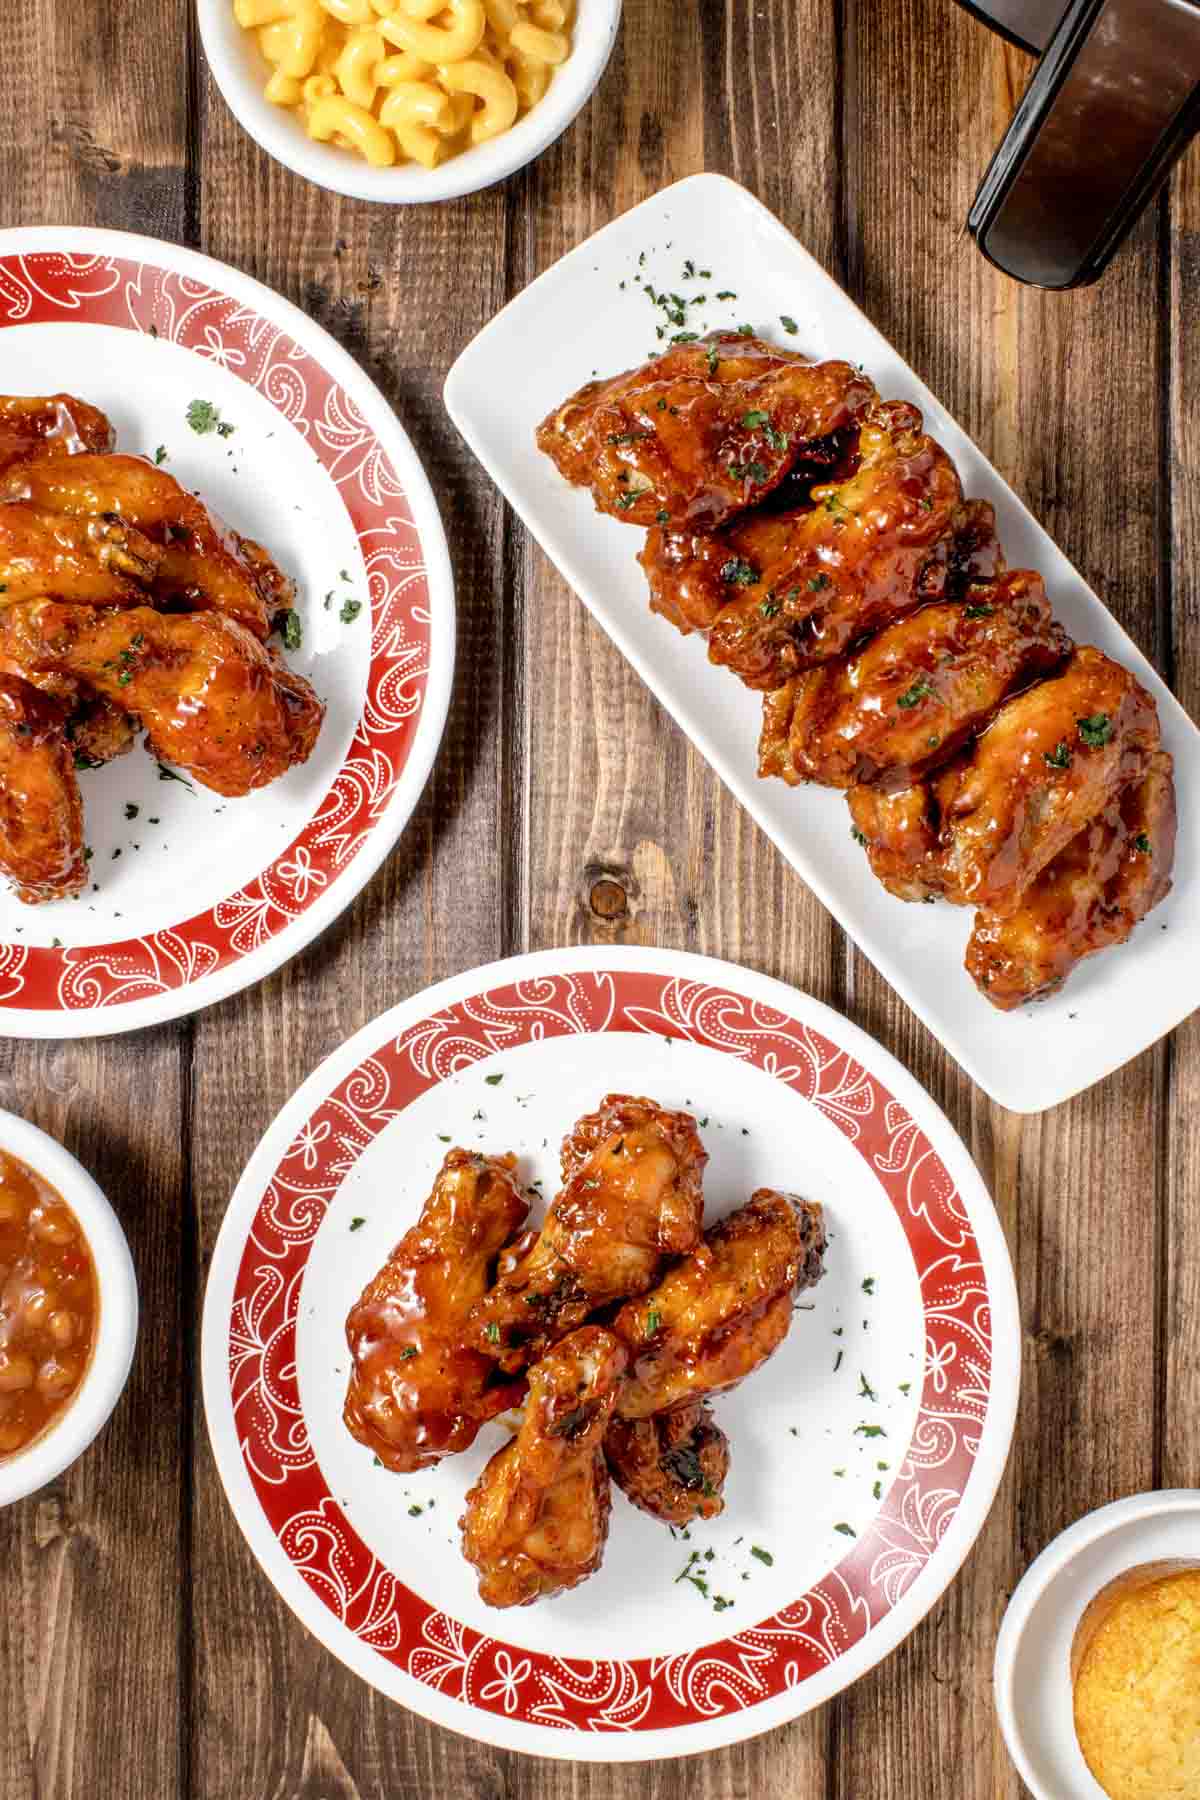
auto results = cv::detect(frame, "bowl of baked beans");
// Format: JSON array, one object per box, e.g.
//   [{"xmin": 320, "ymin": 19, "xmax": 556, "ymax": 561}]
[{"xmin": 0, "ymin": 1113, "xmax": 137, "ymax": 1505}]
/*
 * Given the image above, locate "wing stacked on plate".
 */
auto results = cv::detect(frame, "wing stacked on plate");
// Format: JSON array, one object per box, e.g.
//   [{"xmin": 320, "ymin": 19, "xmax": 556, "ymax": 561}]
[
  {"xmin": 342, "ymin": 1095, "xmax": 828, "ymax": 1608},
  {"xmin": 536, "ymin": 334, "xmax": 1177, "ymax": 1009},
  {"xmin": 0, "ymin": 393, "xmax": 324, "ymax": 904}
]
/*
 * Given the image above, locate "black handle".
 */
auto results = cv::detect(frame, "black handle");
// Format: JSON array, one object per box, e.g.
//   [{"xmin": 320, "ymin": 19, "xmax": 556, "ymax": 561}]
[{"xmin": 969, "ymin": 0, "xmax": 1200, "ymax": 288}]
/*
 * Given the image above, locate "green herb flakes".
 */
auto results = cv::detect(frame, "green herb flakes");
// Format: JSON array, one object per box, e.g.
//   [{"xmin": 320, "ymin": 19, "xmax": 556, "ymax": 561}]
[
  {"xmin": 720, "ymin": 557, "xmax": 759, "ymax": 587},
  {"xmin": 186, "ymin": 398, "xmax": 220, "ymax": 435},
  {"xmin": 349, "ymin": 1217, "xmax": 366, "ymax": 1231},
  {"xmin": 1077, "ymin": 712, "xmax": 1112, "ymax": 747},
  {"xmin": 339, "ymin": 597, "xmax": 363, "ymax": 624},
  {"xmin": 896, "ymin": 676, "xmax": 934, "ymax": 710},
  {"xmin": 780, "ymin": 315, "xmax": 798, "ymax": 335},
  {"xmin": 750, "ymin": 1545, "xmax": 773, "ymax": 1566}
]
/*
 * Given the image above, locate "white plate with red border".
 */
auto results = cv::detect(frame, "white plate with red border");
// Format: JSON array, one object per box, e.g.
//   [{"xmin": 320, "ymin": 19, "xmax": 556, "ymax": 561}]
[
  {"xmin": 444, "ymin": 174, "xmax": 1200, "ymax": 1113},
  {"xmin": 0, "ymin": 226, "xmax": 454, "ymax": 1037},
  {"xmin": 201, "ymin": 944, "xmax": 1019, "ymax": 1760}
]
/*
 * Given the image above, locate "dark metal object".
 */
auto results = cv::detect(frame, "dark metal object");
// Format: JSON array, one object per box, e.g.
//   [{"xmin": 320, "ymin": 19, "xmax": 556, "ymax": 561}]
[{"xmin": 957, "ymin": 0, "xmax": 1200, "ymax": 287}]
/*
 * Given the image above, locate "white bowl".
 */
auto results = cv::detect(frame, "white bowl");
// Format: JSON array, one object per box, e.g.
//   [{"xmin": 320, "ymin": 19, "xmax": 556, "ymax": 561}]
[
  {"xmin": 196, "ymin": 0, "xmax": 623, "ymax": 204},
  {"xmin": 0, "ymin": 1112, "xmax": 138, "ymax": 1506},
  {"xmin": 994, "ymin": 1490, "xmax": 1200, "ymax": 1798}
]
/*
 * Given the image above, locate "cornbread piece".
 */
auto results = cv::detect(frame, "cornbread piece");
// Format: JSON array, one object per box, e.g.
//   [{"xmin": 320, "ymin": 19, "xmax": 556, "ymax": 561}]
[{"xmin": 1074, "ymin": 1567, "xmax": 1200, "ymax": 1799}]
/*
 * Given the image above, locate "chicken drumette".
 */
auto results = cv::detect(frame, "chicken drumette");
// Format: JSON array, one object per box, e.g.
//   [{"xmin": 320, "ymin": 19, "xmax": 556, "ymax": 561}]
[
  {"xmin": 611, "ymin": 1189, "xmax": 827, "ymax": 1420},
  {"xmin": 965, "ymin": 751, "xmax": 1176, "ymax": 1008},
  {"xmin": 537, "ymin": 332, "xmax": 876, "ymax": 531},
  {"xmin": 760, "ymin": 570, "xmax": 1071, "ymax": 788},
  {"xmin": 0, "ymin": 394, "xmax": 114, "ymax": 473},
  {"xmin": 343, "ymin": 1149, "xmax": 530, "ymax": 1474},
  {"xmin": 0, "ymin": 601, "xmax": 323, "ymax": 797},
  {"xmin": 604, "ymin": 1399, "xmax": 730, "ymax": 1527},
  {"xmin": 0, "ymin": 673, "xmax": 86, "ymax": 903},
  {"xmin": 469, "ymin": 1094, "xmax": 706, "ymax": 1370},
  {"xmin": 641, "ymin": 405, "xmax": 1001, "ymax": 690},
  {"xmin": 460, "ymin": 1325, "xmax": 626, "ymax": 1608}
]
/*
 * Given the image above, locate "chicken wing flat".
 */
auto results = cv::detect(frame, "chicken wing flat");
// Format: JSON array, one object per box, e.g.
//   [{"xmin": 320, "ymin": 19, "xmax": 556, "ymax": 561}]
[
  {"xmin": 537, "ymin": 332, "xmax": 876, "ymax": 531},
  {"xmin": 640, "ymin": 408, "xmax": 992, "ymax": 691},
  {"xmin": 604, "ymin": 1399, "xmax": 730, "ymax": 1526},
  {"xmin": 965, "ymin": 751, "xmax": 1176, "ymax": 1009},
  {"xmin": 0, "ymin": 501, "xmax": 161, "ymax": 606},
  {"xmin": 0, "ymin": 453, "xmax": 290, "ymax": 639},
  {"xmin": 469, "ymin": 1095, "xmax": 707, "ymax": 1371},
  {"xmin": 612, "ymin": 1189, "xmax": 827, "ymax": 1421},
  {"xmin": 0, "ymin": 673, "xmax": 86, "ymax": 903},
  {"xmin": 759, "ymin": 571, "xmax": 1071, "ymax": 788},
  {"xmin": 0, "ymin": 394, "xmax": 113, "ymax": 474},
  {"xmin": 460, "ymin": 1325, "xmax": 626, "ymax": 1608},
  {"xmin": 0, "ymin": 602, "xmax": 323, "ymax": 797},
  {"xmin": 935, "ymin": 645, "xmax": 1161, "ymax": 915},
  {"xmin": 847, "ymin": 778, "xmax": 945, "ymax": 901},
  {"xmin": 343, "ymin": 1149, "xmax": 530, "ymax": 1474}
]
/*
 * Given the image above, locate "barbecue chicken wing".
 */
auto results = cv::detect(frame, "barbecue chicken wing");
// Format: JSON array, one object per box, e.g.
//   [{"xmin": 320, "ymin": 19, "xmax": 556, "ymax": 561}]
[
  {"xmin": 760, "ymin": 570, "xmax": 1071, "ymax": 788},
  {"xmin": 965, "ymin": 751, "xmax": 1176, "ymax": 1009},
  {"xmin": 0, "ymin": 602, "xmax": 323, "ymax": 797},
  {"xmin": 343, "ymin": 1150, "xmax": 530, "ymax": 1474},
  {"xmin": 640, "ymin": 408, "xmax": 999, "ymax": 691},
  {"xmin": 0, "ymin": 453, "xmax": 292, "ymax": 639},
  {"xmin": 0, "ymin": 394, "xmax": 113, "ymax": 474},
  {"xmin": 612, "ymin": 1189, "xmax": 826, "ymax": 1420},
  {"xmin": 460, "ymin": 1325, "xmax": 626, "ymax": 1608},
  {"xmin": 934, "ymin": 645, "xmax": 1161, "ymax": 915},
  {"xmin": 847, "ymin": 778, "xmax": 945, "ymax": 901},
  {"xmin": 604, "ymin": 1399, "xmax": 730, "ymax": 1526},
  {"xmin": 0, "ymin": 673, "xmax": 86, "ymax": 903},
  {"xmin": 0, "ymin": 502, "xmax": 161, "ymax": 607},
  {"xmin": 537, "ymin": 332, "xmax": 876, "ymax": 531},
  {"xmin": 469, "ymin": 1095, "xmax": 707, "ymax": 1371}
]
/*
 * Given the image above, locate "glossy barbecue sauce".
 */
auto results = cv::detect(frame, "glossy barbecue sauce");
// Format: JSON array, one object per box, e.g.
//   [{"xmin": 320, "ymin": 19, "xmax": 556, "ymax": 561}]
[{"xmin": 0, "ymin": 1149, "xmax": 98, "ymax": 1460}]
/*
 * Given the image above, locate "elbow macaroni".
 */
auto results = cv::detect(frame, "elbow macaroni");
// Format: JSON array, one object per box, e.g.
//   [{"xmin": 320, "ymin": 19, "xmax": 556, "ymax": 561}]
[{"xmin": 234, "ymin": 0, "xmax": 575, "ymax": 170}]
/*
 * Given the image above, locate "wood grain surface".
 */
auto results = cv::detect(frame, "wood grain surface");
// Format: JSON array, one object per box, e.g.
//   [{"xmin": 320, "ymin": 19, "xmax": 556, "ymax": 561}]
[{"xmin": 0, "ymin": 1, "xmax": 1196, "ymax": 1796}]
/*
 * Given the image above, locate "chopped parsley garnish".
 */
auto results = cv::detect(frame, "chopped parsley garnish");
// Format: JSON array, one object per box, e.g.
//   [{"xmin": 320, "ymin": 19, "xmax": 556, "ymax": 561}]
[
  {"xmin": 862, "ymin": 1276, "xmax": 876, "ymax": 1295},
  {"xmin": 485, "ymin": 1323, "xmax": 501, "ymax": 1343},
  {"xmin": 706, "ymin": 346, "xmax": 719, "ymax": 376},
  {"xmin": 670, "ymin": 331, "xmax": 699, "ymax": 345},
  {"xmin": 855, "ymin": 1423, "xmax": 887, "ymax": 1439},
  {"xmin": 850, "ymin": 827, "xmax": 867, "ymax": 847},
  {"xmin": 896, "ymin": 677, "xmax": 934, "ymax": 710},
  {"xmin": 1134, "ymin": 832, "xmax": 1152, "ymax": 853},
  {"xmin": 732, "ymin": 460, "xmax": 769, "ymax": 485},
  {"xmin": 763, "ymin": 423, "xmax": 790, "ymax": 451},
  {"xmin": 349, "ymin": 1217, "xmax": 366, "ymax": 1231},
  {"xmin": 398, "ymin": 1346, "xmax": 418, "ymax": 1361},
  {"xmin": 720, "ymin": 557, "xmax": 759, "ymax": 587},
  {"xmin": 614, "ymin": 491, "xmax": 641, "ymax": 511},
  {"xmin": 484, "ymin": 1072, "xmax": 504, "ymax": 1086},
  {"xmin": 859, "ymin": 1373, "xmax": 878, "ymax": 1402},
  {"xmin": 186, "ymin": 398, "xmax": 221, "ymax": 435},
  {"xmin": 339, "ymin": 597, "xmax": 363, "ymax": 624},
  {"xmin": 808, "ymin": 573, "xmax": 830, "ymax": 592},
  {"xmin": 1044, "ymin": 740, "xmax": 1072, "ymax": 769},
  {"xmin": 607, "ymin": 429, "xmax": 653, "ymax": 445},
  {"xmin": 750, "ymin": 1545, "xmax": 773, "ymax": 1566},
  {"xmin": 277, "ymin": 609, "xmax": 303, "ymax": 651},
  {"xmin": 656, "ymin": 510, "xmax": 669, "ymax": 524},
  {"xmin": 216, "ymin": 420, "xmax": 235, "ymax": 439},
  {"xmin": 780, "ymin": 315, "xmax": 798, "ymax": 335},
  {"xmin": 716, "ymin": 290, "xmax": 737, "ymax": 300},
  {"xmin": 156, "ymin": 762, "xmax": 195, "ymax": 792},
  {"xmin": 1077, "ymin": 712, "xmax": 1112, "ymax": 747},
  {"xmin": 873, "ymin": 1480, "xmax": 883, "ymax": 1501},
  {"xmin": 74, "ymin": 752, "xmax": 102, "ymax": 770},
  {"xmin": 154, "ymin": 445, "xmax": 168, "ymax": 465},
  {"xmin": 834, "ymin": 1522, "xmax": 856, "ymax": 1538},
  {"xmin": 408, "ymin": 1504, "xmax": 423, "ymax": 1517},
  {"xmin": 898, "ymin": 1381, "xmax": 911, "ymax": 1395},
  {"xmin": 742, "ymin": 410, "xmax": 770, "ymax": 429},
  {"xmin": 124, "ymin": 803, "xmax": 139, "ymax": 821},
  {"xmin": 646, "ymin": 1308, "xmax": 662, "ymax": 1334},
  {"xmin": 963, "ymin": 602, "xmax": 994, "ymax": 620},
  {"xmin": 759, "ymin": 597, "xmax": 781, "ymax": 618},
  {"xmin": 834, "ymin": 1349, "xmax": 844, "ymax": 1372}
]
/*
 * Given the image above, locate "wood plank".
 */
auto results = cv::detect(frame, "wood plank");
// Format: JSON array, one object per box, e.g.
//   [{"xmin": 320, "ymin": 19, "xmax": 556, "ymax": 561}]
[
  {"xmin": 185, "ymin": 59, "xmax": 523, "ymax": 1800},
  {"xmin": 1162, "ymin": 153, "xmax": 1200, "ymax": 1487},
  {"xmin": 0, "ymin": 1, "xmax": 189, "ymax": 1796},
  {"xmin": 832, "ymin": 6, "xmax": 1167, "ymax": 1799}
]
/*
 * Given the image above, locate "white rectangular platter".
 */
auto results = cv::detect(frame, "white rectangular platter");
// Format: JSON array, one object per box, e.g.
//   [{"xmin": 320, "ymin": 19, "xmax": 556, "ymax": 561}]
[{"xmin": 445, "ymin": 174, "xmax": 1199, "ymax": 1112}]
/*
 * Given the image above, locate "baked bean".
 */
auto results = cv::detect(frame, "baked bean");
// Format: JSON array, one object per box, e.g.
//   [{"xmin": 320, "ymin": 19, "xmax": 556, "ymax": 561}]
[
  {"xmin": 0, "ymin": 1352, "xmax": 35, "ymax": 1392},
  {"xmin": 0, "ymin": 1149, "xmax": 96, "ymax": 1462},
  {"xmin": 47, "ymin": 1310, "xmax": 76, "ymax": 1347}
]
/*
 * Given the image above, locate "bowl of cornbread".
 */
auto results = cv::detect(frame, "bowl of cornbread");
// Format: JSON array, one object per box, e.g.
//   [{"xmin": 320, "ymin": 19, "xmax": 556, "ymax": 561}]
[{"xmin": 995, "ymin": 1492, "xmax": 1200, "ymax": 1799}]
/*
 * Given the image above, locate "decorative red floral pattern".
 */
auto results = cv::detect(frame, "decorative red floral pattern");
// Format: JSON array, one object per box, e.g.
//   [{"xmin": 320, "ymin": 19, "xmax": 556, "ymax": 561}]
[
  {"xmin": 227, "ymin": 971, "xmax": 994, "ymax": 1734},
  {"xmin": 0, "ymin": 250, "xmax": 430, "ymax": 1011}
]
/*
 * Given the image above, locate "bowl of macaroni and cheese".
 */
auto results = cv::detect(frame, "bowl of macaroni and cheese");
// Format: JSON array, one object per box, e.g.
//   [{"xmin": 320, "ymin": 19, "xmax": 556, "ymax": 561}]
[
  {"xmin": 198, "ymin": 0, "xmax": 623, "ymax": 203},
  {"xmin": 0, "ymin": 1113, "xmax": 138, "ymax": 1506}
]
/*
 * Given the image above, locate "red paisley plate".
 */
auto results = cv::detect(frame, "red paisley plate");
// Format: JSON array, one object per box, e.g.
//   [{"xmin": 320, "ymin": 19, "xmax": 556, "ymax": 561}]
[
  {"xmin": 0, "ymin": 227, "xmax": 453, "ymax": 1037},
  {"xmin": 201, "ymin": 945, "xmax": 1019, "ymax": 1761}
]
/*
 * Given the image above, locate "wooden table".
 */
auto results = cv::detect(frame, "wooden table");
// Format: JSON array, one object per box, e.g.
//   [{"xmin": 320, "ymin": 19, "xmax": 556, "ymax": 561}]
[{"xmin": 1, "ymin": 1, "xmax": 1197, "ymax": 1794}]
